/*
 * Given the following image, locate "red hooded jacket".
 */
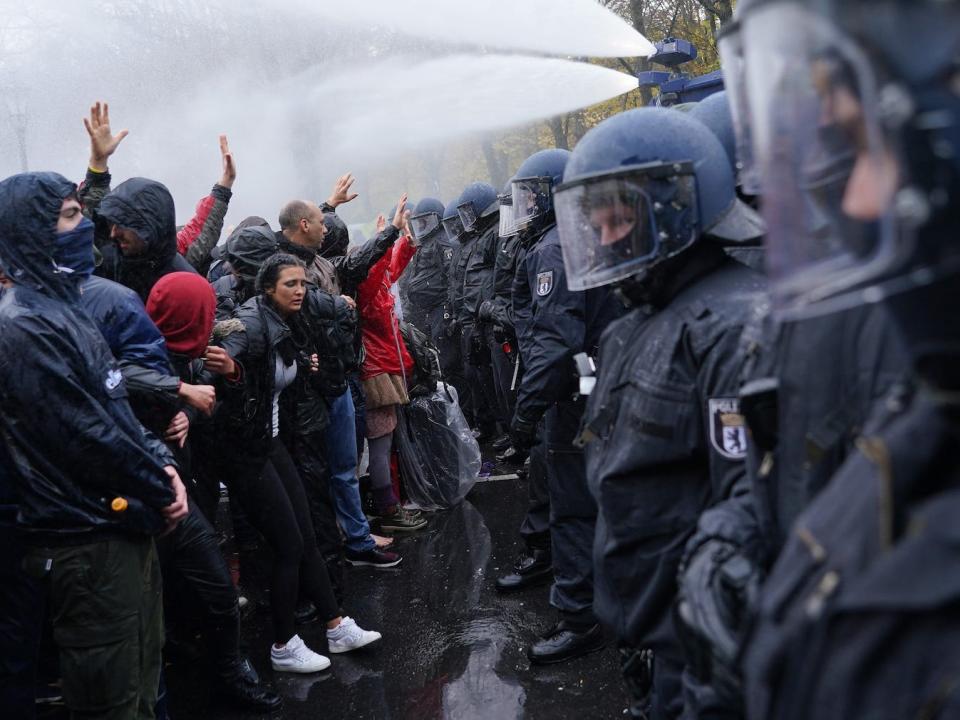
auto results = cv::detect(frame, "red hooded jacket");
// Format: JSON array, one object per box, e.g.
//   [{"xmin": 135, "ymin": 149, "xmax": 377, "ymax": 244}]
[
  {"xmin": 357, "ymin": 234, "xmax": 417, "ymax": 381},
  {"xmin": 146, "ymin": 271, "xmax": 216, "ymax": 359}
]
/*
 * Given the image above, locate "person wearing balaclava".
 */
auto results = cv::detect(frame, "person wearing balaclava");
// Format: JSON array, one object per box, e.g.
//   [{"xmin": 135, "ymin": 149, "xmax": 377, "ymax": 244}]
[{"xmin": 0, "ymin": 171, "xmax": 188, "ymax": 720}]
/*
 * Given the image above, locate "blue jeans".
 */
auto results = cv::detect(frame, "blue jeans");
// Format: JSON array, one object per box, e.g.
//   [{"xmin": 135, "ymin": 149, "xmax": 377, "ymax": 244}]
[{"xmin": 325, "ymin": 389, "xmax": 376, "ymax": 553}]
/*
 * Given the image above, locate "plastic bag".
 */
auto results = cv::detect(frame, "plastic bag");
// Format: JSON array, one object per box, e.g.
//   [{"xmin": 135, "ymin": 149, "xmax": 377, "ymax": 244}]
[{"xmin": 395, "ymin": 383, "xmax": 481, "ymax": 510}]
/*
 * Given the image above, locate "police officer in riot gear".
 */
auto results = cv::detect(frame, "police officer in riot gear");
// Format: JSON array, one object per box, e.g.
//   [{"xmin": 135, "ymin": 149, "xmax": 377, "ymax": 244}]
[
  {"xmin": 687, "ymin": 91, "xmax": 766, "ymax": 272},
  {"xmin": 675, "ymin": 4, "xmax": 909, "ymax": 712},
  {"xmin": 400, "ymin": 197, "xmax": 456, "ymax": 345},
  {"xmin": 555, "ymin": 107, "xmax": 766, "ymax": 717},
  {"xmin": 507, "ymin": 148, "xmax": 623, "ymax": 664},
  {"xmin": 456, "ymin": 182, "xmax": 503, "ymax": 439},
  {"xmin": 442, "ymin": 196, "xmax": 477, "ymax": 426},
  {"xmin": 722, "ymin": 1, "xmax": 960, "ymax": 718},
  {"xmin": 479, "ymin": 181, "xmax": 525, "ymax": 462}
]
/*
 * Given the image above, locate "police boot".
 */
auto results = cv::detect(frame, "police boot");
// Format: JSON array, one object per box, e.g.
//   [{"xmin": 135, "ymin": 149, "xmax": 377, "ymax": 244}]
[
  {"xmin": 527, "ymin": 620, "xmax": 606, "ymax": 665},
  {"xmin": 496, "ymin": 445, "xmax": 527, "ymax": 465},
  {"xmin": 210, "ymin": 622, "xmax": 283, "ymax": 712},
  {"xmin": 495, "ymin": 546, "xmax": 552, "ymax": 593}
]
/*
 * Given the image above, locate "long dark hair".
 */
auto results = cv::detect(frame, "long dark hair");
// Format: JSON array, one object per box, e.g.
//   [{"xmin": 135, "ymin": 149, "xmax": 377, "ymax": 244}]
[
  {"xmin": 255, "ymin": 253, "xmax": 309, "ymax": 365},
  {"xmin": 255, "ymin": 253, "xmax": 305, "ymax": 295}
]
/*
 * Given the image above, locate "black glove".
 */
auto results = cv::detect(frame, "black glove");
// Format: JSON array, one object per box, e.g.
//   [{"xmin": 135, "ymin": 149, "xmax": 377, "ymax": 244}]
[
  {"xmin": 675, "ymin": 538, "xmax": 760, "ymax": 705},
  {"xmin": 444, "ymin": 317, "xmax": 460, "ymax": 339},
  {"xmin": 477, "ymin": 300, "xmax": 495, "ymax": 324},
  {"xmin": 510, "ymin": 414, "xmax": 538, "ymax": 452}
]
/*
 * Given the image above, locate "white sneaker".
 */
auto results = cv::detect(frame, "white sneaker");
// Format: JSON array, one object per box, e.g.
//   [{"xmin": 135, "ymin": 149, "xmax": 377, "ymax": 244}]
[
  {"xmin": 326, "ymin": 617, "xmax": 382, "ymax": 654},
  {"xmin": 270, "ymin": 634, "xmax": 331, "ymax": 673}
]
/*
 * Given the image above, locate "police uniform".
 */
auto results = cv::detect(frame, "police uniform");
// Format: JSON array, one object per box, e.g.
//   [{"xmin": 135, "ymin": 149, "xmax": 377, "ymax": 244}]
[
  {"xmin": 583, "ymin": 245, "xmax": 765, "ymax": 717},
  {"xmin": 515, "ymin": 225, "xmax": 623, "ymax": 626}
]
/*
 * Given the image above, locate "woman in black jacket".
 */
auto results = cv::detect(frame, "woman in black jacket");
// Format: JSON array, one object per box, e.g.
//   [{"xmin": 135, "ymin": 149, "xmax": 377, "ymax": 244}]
[{"xmin": 204, "ymin": 254, "xmax": 381, "ymax": 674}]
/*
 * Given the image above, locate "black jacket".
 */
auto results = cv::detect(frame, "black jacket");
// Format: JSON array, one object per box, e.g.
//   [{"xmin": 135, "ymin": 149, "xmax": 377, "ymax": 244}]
[
  {"xmin": 0, "ymin": 173, "xmax": 175, "ymax": 540},
  {"xmin": 92, "ymin": 177, "xmax": 199, "ymax": 301},
  {"xmin": 399, "ymin": 227, "xmax": 455, "ymax": 316},
  {"xmin": 213, "ymin": 296, "xmax": 318, "ymax": 460},
  {"xmin": 445, "ymin": 232, "xmax": 476, "ymax": 327},
  {"xmin": 743, "ymin": 383, "xmax": 960, "ymax": 720},
  {"xmin": 584, "ymin": 245, "xmax": 765, "ymax": 653},
  {"xmin": 276, "ymin": 221, "xmax": 399, "ymax": 298},
  {"xmin": 513, "ymin": 226, "xmax": 623, "ymax": 426},
  {"xmin": 480, "ymin": 233, "xmax": 523, "ymax": 335},
  {"xmin": 460, "ymin": 218, "xmax": 499, "ymax": 325}
]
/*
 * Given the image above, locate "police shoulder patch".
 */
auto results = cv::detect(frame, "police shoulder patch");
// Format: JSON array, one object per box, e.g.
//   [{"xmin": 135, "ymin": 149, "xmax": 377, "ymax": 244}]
[
  {"xmin": 444, "ymin": 247, "xmax": 453, "ymax": 260},
  {"xmin": 536, "ymin": 270, "xmax": 554, "ymax": 297},
  {"xmin": 708, "ymin": 398, "xmax": 747, "ymax": 460}
]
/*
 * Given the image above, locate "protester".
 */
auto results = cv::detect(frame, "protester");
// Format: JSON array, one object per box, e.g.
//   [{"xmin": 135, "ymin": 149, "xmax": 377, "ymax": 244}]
[
  {"xmin": 356, "ymin": 202, "xmax": 429, "ymax": 532},
  {"xmin": 205, "ymin": 253, "xmax": 382, "ymax": 672},
  {"xmin": 0, "ymin": 171, "xmax": 188, "ymax": 719}
]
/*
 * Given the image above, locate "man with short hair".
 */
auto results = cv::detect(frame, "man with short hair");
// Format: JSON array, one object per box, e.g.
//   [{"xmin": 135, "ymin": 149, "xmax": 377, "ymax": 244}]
[{"xmin": 276, "ymin": 182, "xmax": 409, "ymax": 570}]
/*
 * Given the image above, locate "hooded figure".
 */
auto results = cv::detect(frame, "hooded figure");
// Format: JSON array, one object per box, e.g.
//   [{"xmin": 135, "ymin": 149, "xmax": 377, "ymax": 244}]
[
  {"xmin": 0, "ymin": 171, "xmax": 177, "ymax": 718},
  {"xmin": 213, "ymin": 224, "xmax": 278, "ymax": 319},
  {"xmin": 147, "ymin": 272, "xmax": 217, "ymax": 360},
  {"xmin": 0, "ymin": 171, "xmax": 176, "ymax": 534},
  {"xmin": 95, "ymin": 177, "xmax": 198, "ymax": 300}
]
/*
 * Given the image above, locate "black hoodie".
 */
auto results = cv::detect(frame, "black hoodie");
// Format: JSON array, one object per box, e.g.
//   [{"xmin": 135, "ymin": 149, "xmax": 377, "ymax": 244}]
[
  {"xmin": 95, "ymin": 177, "xmax": 198, "ymax": 301},
  {"xmin": 0, "ymin": 172, "xmax": 175, "ymax": 540}
]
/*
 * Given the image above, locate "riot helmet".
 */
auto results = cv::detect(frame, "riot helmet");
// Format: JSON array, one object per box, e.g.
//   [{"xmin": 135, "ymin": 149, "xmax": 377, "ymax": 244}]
[
  {"xmin": 556, "ymin": 107, "xmax": 755, "ymax": 290},
  {"xmin": 456, "ymin": 182, "xmax": 499, "ymax": 233},
  {"xmin": 409, "ymin": 197, "xmax": 445, "ymax": 242},
  {"xmin": 442, "ymin": 198, "xmax": 468, "ymax": 243},
  {"xmin": 689, "ymin": 91, "xmax": 766, "ymax": 236},
  {"xmin": 716, "ymin": 0, "xmax": 763, "ymax": 195},
  {"xmin": 512, "ymin": 149, "xmax": 571, "ymax": 236},
  {"xmin": 738, "ymin": 0, "xmax": 960, "ymax": 322},
  {"xmin": 498, "ymin": 180, "xmax": 516, "ymax": 239}
]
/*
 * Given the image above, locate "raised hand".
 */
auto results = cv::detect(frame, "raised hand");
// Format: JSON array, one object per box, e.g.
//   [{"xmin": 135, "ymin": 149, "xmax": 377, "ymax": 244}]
[
  {"xmin": 376, "ymin": 213, "xmax": 387, "ymax": 234},
  {"xmin": 218, "ymin": 134, "xmax": 237, "ymax": 188},
  {"xmin": 84, "ymin": 101, "xmax": 129, "ymax": 172},
  {"xmin": 391, "ymin": 194, "xmax": 409, "ymax": 231},
  {"xmin": 327, "ymin": 173, "xmax": 359, "ymax": 208}
]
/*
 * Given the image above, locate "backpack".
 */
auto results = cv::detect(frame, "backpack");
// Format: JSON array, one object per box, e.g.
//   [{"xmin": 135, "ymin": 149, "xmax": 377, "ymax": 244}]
[{"xmin": 399, "ymin": 320, "xmax": 441, "ymax": 397}]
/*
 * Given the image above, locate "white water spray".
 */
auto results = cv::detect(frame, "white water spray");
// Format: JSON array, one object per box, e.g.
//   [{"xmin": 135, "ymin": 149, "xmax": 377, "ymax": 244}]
[
  {"xmin": 311, "ymin": 0, "xmax": 656, "ymax": 59},
  {"xmin": 0, "ymin": 0, "xmax": 649, "ymax": 223}
]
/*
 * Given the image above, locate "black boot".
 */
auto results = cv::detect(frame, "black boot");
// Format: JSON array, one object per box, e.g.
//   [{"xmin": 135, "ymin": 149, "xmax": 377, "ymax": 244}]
[
  {"xmin": 527, "ymin": 620, "xmax": 606, "ymax": 665},
  {"xmin": 210, "ymin": 622, "xmax": 282, "ymax": 711},
  {"xmin": 216, "ymin": 672, "xmax": 283, "ymax": 712},
  {"xmin": 495, "ymin": 547, "xmax": 552, "ymax": 593},
  {"xmin": 496, "ymin": 445, "xmax": 528, "ymax": 465}
]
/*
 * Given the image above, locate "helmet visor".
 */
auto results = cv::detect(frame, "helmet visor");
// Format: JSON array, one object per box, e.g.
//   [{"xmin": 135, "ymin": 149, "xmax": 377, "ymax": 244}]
[
  {"xmin": 457, "ymin": 202, "xmax": 480, "ymax": 233},
  {"xmin": 498, "ymin": 195, "xmax": 516, "ymax": 238},
  {"xmin": 556, "ymin": 170, "xmax": 698, "ymax": 291},
  {"xmin": 512, "ymin": 178, "xmax": 553, "ymax": 231},
  {"xmin": 743, "ymin": 3, "xmax": 899, "ymax": 316},
  {"xmin": 409, "ymin": 212, "xmax": 440, "ymax": 241},
  {"xmin": 442, "ymin": 214, "xmax": 466, "ymax": 243},
  {"xmin": 717, "ymin": 21, "xmax": 761, "ymax": 195}
]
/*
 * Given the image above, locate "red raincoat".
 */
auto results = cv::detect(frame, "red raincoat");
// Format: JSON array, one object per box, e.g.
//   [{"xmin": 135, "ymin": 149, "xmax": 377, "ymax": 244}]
[{"xmin": 358, "ymin": 233, "xmax": 417, "ymax": 382}]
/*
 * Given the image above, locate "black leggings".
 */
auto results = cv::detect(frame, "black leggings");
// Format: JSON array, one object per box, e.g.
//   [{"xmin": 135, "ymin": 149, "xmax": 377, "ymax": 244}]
[{"xmin": 231, "ymin": 438, "xmax": 340, "ymax": 644}]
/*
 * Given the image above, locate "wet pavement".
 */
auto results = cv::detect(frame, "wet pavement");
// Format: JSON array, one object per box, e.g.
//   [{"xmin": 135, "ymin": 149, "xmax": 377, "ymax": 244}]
[{"xmin": 165, "ymin": 473, "xmax": 628, "ymax": 719}]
